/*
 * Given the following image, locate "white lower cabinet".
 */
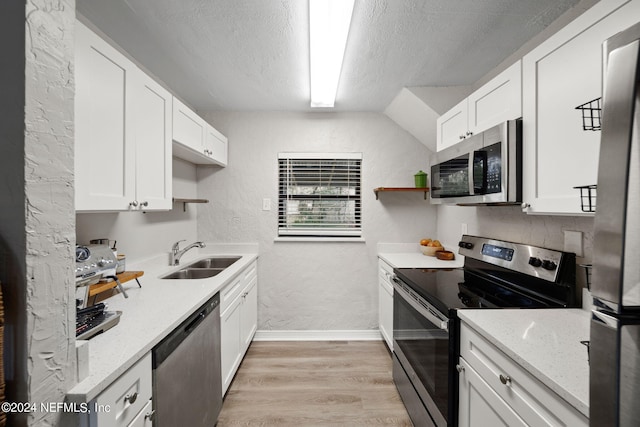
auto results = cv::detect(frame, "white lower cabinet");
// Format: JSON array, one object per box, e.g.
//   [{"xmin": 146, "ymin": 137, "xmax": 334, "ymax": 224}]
[
  {"xmin": 378, "ymin": 259, "xmax": 394, "ymax": 350},
  {"xmin": 81, "ymin": 353, "xmax": 153, "ymax": 427},
  {"xmin": 220, "ymin": 260, "xmax": 258, "ymax": 395},
  {"xmin": 458, "ymin": 323, "xmax": 587, "ymax": 427},
  {"xmin": 126, "ymin": 400, "xmax": 153, "ymax": 427}
]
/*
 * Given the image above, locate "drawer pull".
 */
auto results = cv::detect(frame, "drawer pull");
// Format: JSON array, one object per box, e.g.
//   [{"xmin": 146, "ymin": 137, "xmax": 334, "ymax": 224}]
[
  {"xmin": 124, "ymin": 392, "xmax": 138, "ymax": 404},
  {"xmin": 456, "ymin": 364, "xmax": 465, "ymax": 373},
  {"xmin": 145, "ymin": 410, "xmax": 156, "ymax": 421},
  {"xmin": 499, "ymin": 374, "xmax": 512, "ymax": 385}
]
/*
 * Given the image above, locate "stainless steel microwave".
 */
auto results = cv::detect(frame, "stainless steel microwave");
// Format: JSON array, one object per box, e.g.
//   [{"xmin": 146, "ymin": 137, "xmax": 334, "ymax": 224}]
[{"xmin": 430, "ymin": 119, "xmax": 522, "ymax": 205}]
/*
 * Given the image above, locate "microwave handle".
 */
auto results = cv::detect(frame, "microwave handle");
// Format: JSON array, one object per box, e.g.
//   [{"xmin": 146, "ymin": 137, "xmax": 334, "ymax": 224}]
[
  {"xmin": 471, "ymin": 150, "xmax": 488, "ymax": 194},
  {"xmin": 467, "ymin": 153, "xmax": 475, "ymax": 195}
]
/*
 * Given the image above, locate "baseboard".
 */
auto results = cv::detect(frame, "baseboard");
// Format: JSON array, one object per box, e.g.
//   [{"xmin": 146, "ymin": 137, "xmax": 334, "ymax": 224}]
[{"xmin": 253, "ymin": 329, "xmax": 383, "ymax": 342}]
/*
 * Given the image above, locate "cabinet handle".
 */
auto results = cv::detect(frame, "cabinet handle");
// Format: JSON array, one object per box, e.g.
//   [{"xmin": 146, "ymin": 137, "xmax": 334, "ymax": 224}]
[
  {"xmin": 140, "ymin": 201, "xmax": 149, "ymax": 207},
  {"xmin": 521, "ymin": 202, "xmax": 530, "ymax": 209},
  {"xmin": 499, "ymin": 374, "xmax": 512, "ymax": 385},
  {"xmin": 129, "ymin": 201, "xmax": 139, "ymax": 207},
  {"xmin": 456, "ymin": 364, "xmax": 465, "ymax": 373},
  {"xmin": 145, "ymin": 410, "xmax": 156, "ymax": 421},
  {"xmin": 466, "ymin": 131, "xmax": 473, "ymax": 136},
  {"xmin": 124, "ymin": 391, "xmax": 138, "ymax": 404},
  {"xmin": 459, "ymin": 135, "xmax": 465, "ymax": 140}
]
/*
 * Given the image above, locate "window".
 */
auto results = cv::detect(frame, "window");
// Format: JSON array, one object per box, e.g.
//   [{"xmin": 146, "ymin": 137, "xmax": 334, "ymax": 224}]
[{"xmin": 278, "ymin": 153, "xmax": 362, "ymax": 237}]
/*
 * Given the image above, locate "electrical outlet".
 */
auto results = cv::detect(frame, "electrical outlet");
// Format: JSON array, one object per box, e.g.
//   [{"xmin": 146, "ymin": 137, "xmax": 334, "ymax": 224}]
[
  {"xmin": 564, "ymin": 231, "xmax": 583, "ymax": 256},
  {"xmin": 262, "ymin": 198, "xmax": 271, "ymax": 211}
]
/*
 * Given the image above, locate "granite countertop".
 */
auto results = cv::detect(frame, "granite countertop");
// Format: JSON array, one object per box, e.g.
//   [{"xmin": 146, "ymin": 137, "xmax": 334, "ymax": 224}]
[
  {"xmin": 457, "ymin": 309, "xmax": 590, "ymax": 417},
  {"xmin": 67, "ymin": 243, "xmax": 258, "ymax": 402}
]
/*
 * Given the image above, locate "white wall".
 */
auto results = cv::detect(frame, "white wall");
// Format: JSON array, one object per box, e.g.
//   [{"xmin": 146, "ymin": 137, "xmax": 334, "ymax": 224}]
[
  {"xmin": 76, "ymin": 158, "xmax": 199, "ymax": 262},
  {"xmin": 198, "ymin": 111, "xmax": 436, "ymax": 331},
  {"xmin": 0, "ymin": 2, "xmax": 76, "ymax": 426},
  {"xmin": 436, "ymin": 205, "xmax": 594, "ymax": 290}
]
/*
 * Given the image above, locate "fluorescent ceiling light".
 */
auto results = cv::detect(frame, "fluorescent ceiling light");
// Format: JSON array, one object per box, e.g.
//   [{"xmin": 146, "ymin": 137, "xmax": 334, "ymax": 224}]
[{"xmin": 309, "ymin": 0, "xmax": 355, "ymax": 108}]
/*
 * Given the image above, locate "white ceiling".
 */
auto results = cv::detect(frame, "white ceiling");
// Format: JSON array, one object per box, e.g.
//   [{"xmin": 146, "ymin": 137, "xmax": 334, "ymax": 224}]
[{"xmin": 76, "ymin": 0, "xmax": 581, "ymax": 112}]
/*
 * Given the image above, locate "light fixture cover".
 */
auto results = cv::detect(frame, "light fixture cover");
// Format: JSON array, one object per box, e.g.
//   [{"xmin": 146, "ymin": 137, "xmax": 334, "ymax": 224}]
[{"xmin": 309, "ymin": 0, "xmax": 355, "ymax": 108}]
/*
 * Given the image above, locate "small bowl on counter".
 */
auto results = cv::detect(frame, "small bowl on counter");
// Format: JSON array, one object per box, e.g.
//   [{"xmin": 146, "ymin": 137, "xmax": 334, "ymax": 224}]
[{"xmin": 435, "ymin": 250, "xmax": 455, "ymax": 261}]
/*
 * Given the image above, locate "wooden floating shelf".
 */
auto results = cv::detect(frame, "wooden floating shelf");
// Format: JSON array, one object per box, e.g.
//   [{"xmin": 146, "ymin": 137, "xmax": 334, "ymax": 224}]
[
  {"xmin": 373, "ymin": 187, "xmax": 430, "ymax": 200},
  {"xmin": 173, "ymin": 197, "xmax": 209, "ymax": 212}
]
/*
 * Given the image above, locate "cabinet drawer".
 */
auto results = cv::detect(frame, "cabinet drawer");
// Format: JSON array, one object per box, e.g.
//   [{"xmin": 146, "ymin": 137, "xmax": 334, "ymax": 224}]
[
  {"xmin": 378, "ymin": 259, "xmax": 394, "ymax": 290},
  {"xmin": 460, "ymin": 324, "xmax": 587, "ymax": 427},
  {"xmin": 220, "ymin": 276, "xmax": 243, "ymax": 314},
  {"xmin": 127, "ymin": 399, "xmax": 153, "ymax": 427},
  {"xmin": 242, "ymin": 260, "xmax": 257, "ymax": 286},
  {"xmin": 92, "ymin": 353, "xmax": 152, "ymax": 427}
]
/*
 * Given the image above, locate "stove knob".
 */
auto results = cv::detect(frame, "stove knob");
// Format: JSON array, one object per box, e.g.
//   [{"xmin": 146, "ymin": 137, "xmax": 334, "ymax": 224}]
[
  {"xmin": 528, "ymin": 257, "xmax": 542, "ymax": 267},
  {"xmin": 97, "ymin": 259, "xmax": 105, "ymax": 267},
  {"xmin": 542, "ymin": 260, "xmax": 557, "ymax": 271}
]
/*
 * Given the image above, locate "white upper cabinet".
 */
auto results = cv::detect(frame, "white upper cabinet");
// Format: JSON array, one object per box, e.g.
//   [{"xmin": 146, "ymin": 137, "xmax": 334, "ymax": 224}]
[
  {"xmin": 521, "ymin": 0, "xmax": 640, "ymax": 215},
  {"xmin": 172, "ymin": 96, "xmax": 206, "ymax": 153},
  {"xmin": 437, "ymin": 99, "xmax": 469, "ymax": 151},
  {"xmin": 133, "ymin": 73, "xmax": 173, "ymax": 211},
  {"xmin": 172, "ymin": 97, "xmax": 228, "ymax": 166},
  {"xmin": 75, "ymin": 20, "xmax": 136, "ymax": 211},
  {"xmin": 437, "ymin": 61, "xmax": 522, "ymax": 151},
  {"xmin": 75, "ymin": 21, "xmax": 172, "ymax": 211},
  {"xmin": 205, "ymin": 124, "xmax": 228, "ymax": 167}
]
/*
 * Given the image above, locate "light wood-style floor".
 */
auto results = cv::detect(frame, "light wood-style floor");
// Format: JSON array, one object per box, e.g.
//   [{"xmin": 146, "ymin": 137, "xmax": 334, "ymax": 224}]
[{"xmin": 217, "ymin": 341, "xmax": 413, "ymax": 426}]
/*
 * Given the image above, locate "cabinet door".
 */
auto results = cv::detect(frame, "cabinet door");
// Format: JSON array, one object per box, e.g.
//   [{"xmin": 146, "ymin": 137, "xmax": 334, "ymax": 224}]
[
  {"xmin": 205, "ymin": 124, "xmax": 229, "ymax": 167},
  {"xmin": 378, "ymin": 259, "xmax": 394, "ymax": 350},
  {"xmin": 240, "ymin": 278, "xmax": 258, "ymax": 351},
  {"xmin": 436, "ymin": 98, "xmax": 468, "ymax": 151},
  {"xmin": 133, "ymin": 74, "xmax": 172, "ymax": 210},
  {"xmin": 220, "ymin": 296, "xmax": 242, "ymax": 395},
  {"xmin": 458, "ymin": 359, "xmax": 527, "ymax": 427},
  {"xmin": 75, "ymin": 21, "xmax": 136, "ymax": 211},
  {"xmin": 522, "ymin": 0, "xmax": 639, "ymax": 215},
  {"xmin": 468, "ymin": 61, "xmax": 522, "ymax": 134},
  {"xmin": 172, "ymin": 97, "xmax": 205, "ymax": 152}
]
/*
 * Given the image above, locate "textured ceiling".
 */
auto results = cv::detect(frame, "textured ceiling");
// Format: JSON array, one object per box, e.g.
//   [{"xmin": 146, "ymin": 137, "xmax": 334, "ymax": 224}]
[{"xmin": 76, "ymin": 0, "xmax": 581, "ymax": 112}]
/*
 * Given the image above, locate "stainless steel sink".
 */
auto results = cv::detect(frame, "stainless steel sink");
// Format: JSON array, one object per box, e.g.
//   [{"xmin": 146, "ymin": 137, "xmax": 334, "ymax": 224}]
[
  {"xmin": 185, "ymin": 257, "xmax": 241, "ymax": 269},
  {"xmin": 162, "ymin": 268, "xmax": 224, "ymax": 280},
  {"xmin": 161, "ymin": 257, "xmax": 241, "ymax": 279}
]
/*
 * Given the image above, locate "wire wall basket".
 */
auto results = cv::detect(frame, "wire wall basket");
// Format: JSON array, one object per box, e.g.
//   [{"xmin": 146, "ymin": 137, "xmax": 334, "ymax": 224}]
[
  {"xmin": 575, "ymin": 97, "xmax": 602, "ymax": 131},
  {"xmin": 579, "ymin": 264, "xmax": 592, "ymax": 291},
  {"xmin": 574, "ymin": 185, "xmax": 597, "ymax": 212}
]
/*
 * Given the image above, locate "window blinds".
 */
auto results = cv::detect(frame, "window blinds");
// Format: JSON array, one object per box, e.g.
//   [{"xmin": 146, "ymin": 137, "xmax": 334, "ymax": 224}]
[{"xmin": 278, "ymin": 153, "xmax": 362, "ymax": 237}]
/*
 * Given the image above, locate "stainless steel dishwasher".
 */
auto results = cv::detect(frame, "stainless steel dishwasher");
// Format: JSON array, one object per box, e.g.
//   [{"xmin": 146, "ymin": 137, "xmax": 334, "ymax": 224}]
[{"xmin": 152, "ymin": 293, "xmax": 221, "ymax": 426}]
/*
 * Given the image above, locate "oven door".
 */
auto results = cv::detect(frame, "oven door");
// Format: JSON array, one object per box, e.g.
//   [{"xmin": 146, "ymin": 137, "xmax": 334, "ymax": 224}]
[{"xmin": 393, "ymin": 279, "xmax": 450, "ymax": 427}]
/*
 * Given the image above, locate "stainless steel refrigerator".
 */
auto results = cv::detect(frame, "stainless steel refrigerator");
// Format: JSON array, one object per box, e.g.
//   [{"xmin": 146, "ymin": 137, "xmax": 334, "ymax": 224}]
[{"xmin": 590, "ymin": 20, "xmax": 640, "ymax": 427}]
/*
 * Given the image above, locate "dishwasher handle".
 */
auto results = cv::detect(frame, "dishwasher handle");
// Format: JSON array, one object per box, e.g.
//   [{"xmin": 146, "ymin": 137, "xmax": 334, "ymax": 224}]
[{"xmin": 185, "ymin": 311, "xmax": 206, "ymax": 333}]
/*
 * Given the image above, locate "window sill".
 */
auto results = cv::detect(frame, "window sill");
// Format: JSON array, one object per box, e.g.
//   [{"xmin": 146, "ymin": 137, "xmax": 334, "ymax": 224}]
[{"xmin": 274, "ymin": 237, "xmax": 366, "ymax": 243}]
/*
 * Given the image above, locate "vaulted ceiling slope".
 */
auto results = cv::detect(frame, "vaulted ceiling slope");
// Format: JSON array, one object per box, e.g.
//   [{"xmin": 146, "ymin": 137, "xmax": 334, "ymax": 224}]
[{"xmin": 76, "ymin": 0, "xmax": 581, "ymax": 112}]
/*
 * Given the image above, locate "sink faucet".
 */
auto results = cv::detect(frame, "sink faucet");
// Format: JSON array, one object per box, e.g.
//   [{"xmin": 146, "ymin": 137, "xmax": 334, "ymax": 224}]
[{"xmin": 170, "ymin": 240, "xmax": 206, "ymax": 265}]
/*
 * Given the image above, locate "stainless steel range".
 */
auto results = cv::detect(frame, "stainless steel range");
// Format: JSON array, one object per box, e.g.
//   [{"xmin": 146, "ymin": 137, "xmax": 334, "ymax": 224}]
[{"xmin": 392, "ymin": 235, "xmax": 578, "ymax": 426}]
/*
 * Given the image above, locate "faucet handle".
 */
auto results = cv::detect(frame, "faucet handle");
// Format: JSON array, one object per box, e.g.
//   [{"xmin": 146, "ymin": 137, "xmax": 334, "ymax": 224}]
[{"xmin": 172, "ymin": 240, "xmax": 186, "ymax": 251}]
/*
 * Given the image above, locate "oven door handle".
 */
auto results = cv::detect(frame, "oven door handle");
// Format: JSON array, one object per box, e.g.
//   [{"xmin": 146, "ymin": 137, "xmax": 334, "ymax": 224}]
[{"xmin": 392, "ymin": 279, "xmax": 449, "ymax": 332}]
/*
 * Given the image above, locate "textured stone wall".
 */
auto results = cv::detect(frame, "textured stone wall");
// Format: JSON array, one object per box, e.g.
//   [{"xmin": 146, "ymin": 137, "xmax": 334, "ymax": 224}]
[
  {"xmin": 0, "ymin": 1, "xmax": 76, "ymax": 426},
  {"xmin": 198, "ymin": 111, "xmax": 437, "ymax": 331}
]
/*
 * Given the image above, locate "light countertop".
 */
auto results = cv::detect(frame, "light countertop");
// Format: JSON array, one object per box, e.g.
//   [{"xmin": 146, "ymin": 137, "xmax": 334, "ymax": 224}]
[
  {"xmin": 378, "ymin": 242, "xmax": 465, "ymax": 269},
  {"xmin": 457, "ymin": 309, "xmax": 590, "ymax": 417},
  {"xmin": 67, "ymin": 243, "xmax": 258, "ymax": 402}
]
